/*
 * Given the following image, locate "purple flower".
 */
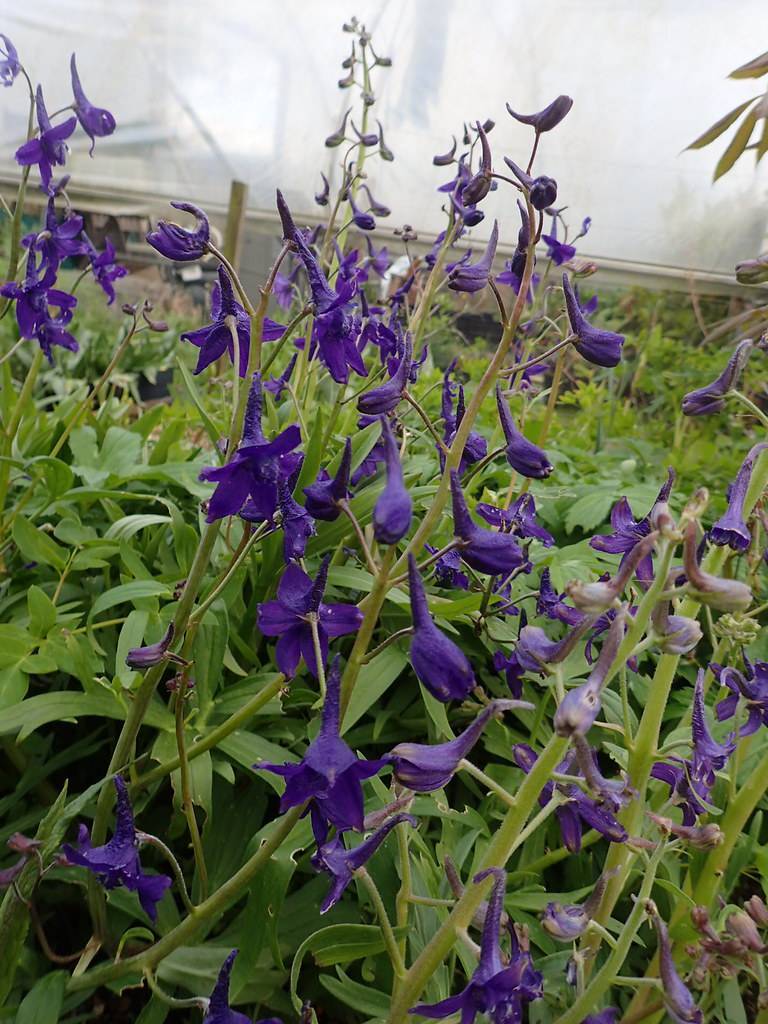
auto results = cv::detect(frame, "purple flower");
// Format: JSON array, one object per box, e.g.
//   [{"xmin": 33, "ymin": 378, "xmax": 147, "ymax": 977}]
[
  {"xmin": 70, "ymin": 54, "xmax": 116, "ymax": 154},
  {"xmin": 407, "ymin": 554, "xmax": 475, "ymax": 703},
  {"xmin": 648, "ymin": 902, "xmax": 703, "ymax": 1024},
  {"xmin": 448, "ymin": 220, "xmax": 498, "ymax": 293},
  {"xmin": 497, "ymin": 200, "xmax": 533, "ymax": 295},
  {"xmin": 373, "ymin": 417, "xmax": 412, "ymax": 544},
  {"xmin": 496, "ymin": 385, "xmax": 552, "ymax": 478},
  {"xmin": 433, "ymin": 136, "xmax": 457, "ymax": 166},
  {"xmin": 537, "ymin": 569, "xmax": 584, "ymax": 626},
  {"xmin": 126, "ymin": 624, "xmax": 182, "ymax": 670},
  {"xmin": 275, "ymin": 476, "xmax": 315, "ymax": 562},
  {"xmin": 63, "ymin": 777, "xmax": 171, "ymax": 921},
  {"xmin": 590, "ymin": 467, "xmax": 675, "ymax": 581},
  {"xmin": 257, "ymin": 656, "xmax": 385, "ymax": 842},
  {"xmin": 265, "ymin": 352, "xmax": 297, "ymax": 401},
  {"xmin": 312, "ymin": 813, "xmax": 417, "ymax": 913},
  {"xmin": 489, "ymin": 493, "xmax": 554, "ymax": 548},
  {"xmin": 682, "ymin": 339, "xmax": 754, "ymax": 416},
  {"xmin": 541, "ymin": 873, "xmax": 611, "ymax": 941},
  {"xmin": 277, "ymin": 190, "xmax": 365, "ymax": 384},
  {"xmin": 303, "ymin": 438, "xmax": 353, "ymax": 521},
  {"xmin": 348, "ymin": 193, "xmax": 376, "ymax": 231},
  {"xmin": 493, "ymin": 650, "xmax": 526, "ymax": 698},
  {"xmin": 541, "ymin": 215, "xmax": 577, "ymax": 265},
  {"xmin": 512, "ymin": 743, "xmax": 628, "ymax": 852},
  {"xmin": 360, "ymin": 184, "xmax": 390, "ymax": 218},
  {"xmin": 22, "ymin": 196, "xmax": 85, "ymax": 272},
  {"xmin": 450, "ymin": 471, "xmax": 525, "ymax": 576},
  {"xmin": 199, "ymin": 374, "xmax": 301, "ymax": 522},
  {"xmin": 428, "ymin": 544, "xmax": 469, "ymax": 591},
  {"xmin": 15, "ymin": 86, "xmax": 77, "ymax": 193},
  {"xmin": 82, "ymin": 233, "xmax": 127, "ymax": 305},
  {"xmin": 563, "ymin": 273, "xmax": 624, "ymax": 367},
  {"xmin": 710, "ymin": 443, "xmax": 767, "ymax": 552},
  {"xmin": 0, "ymin": 34, "xmax": 20, "ymax": 87},
  {"xmin": 0, "ymin": 249, "xmax": 78, "ymax": 363},
  {"xmin": 553, "ymin": 608, "xmax": 626, "ymax": 737},
  {"xmin": 272, "ymin": 266, "xmax": 298, "ymax": 309},
  {"xmin": 357, "ymin": 333, "xmax": 412, "ymax": 415},
  {"xmin": 314, "ymin": 173, "xmax": 330, "ymax": 206},
  {"xmin": 203, "ymin": 951, "xmax": 281, "ymax": 1024},
  {"xmin": 441, "ymin": 368, "xmax": 487, "ymax": 474},
  {"xmin": 715, "ymin": 656, "xmax": 768, "ymax": 737},
  {"xmin": 652, "ymin": 671, "xmax": 734, "ymax": 825},
  {"xmin": 411, "ymin": 867, "xmax": 543, "ymax": 1024},
  {"xmin": 257, "ymin": 559, "xmax": 362, "ymax": 678},
  {"xmin": 388, "ymin": 700, "xmax": 527, "ymax": 791},
  {"xmin": 146, "ymin": 201, "xmax": 211, "ymax": 262},
  {"xmin": 503, "ymin": 158, "xmax": 558, "ymax": 211},
  {"xmin": 461, "ymin": 121, "xmax": 493, "ymax": 205},
  {"xmin": 506, "ymin": 95, "xmax": 573, "ymax": 132}
]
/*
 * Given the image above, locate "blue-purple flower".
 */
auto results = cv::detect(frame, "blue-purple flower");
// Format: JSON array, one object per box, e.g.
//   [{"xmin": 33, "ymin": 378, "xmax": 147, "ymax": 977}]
[
  {"xmin": 373, "ymin": 417, "xmax": 412, "ymax": 544},
  {"xmin": 648, "ymin": 902, "xmax": 703, "ymax": 1024},
  {"xmin": 448, "ymin": 221, "xmax": 498, "ymax": 293},
  {"xmin": 15, "ymin": 86, "xmax": 77, "ymax": 193},
  {"xmin": 388, "ymin": 700, "xmax": 527, "ymax": 791},
  {"xmin": 715, "ymin": 656, "xmax": 768, "ymax": 737},
  {"xmin": 682, "ymin": 339, "xmax": 754, "ymax": 416},
  {"xmin": 541, "ymin": 873, "xmax": 611, "ymax": 941},
  {"xmin": 461, "ymin": 121, "xmax": 493, "ymax": 205},
  {"xmin": 652, "ymin": 671, "xmax": 734, "ymax": 825},
  {"xmin": 428, "ymin": 544, "xmax": 469, "ymax": 591},
  {"xmin": 312, "ymin": 813, "xmax": 417, "ymax": 913},
  {"xmin": 408, "ymin": 554, "xmax": 475, "ymax": 703},
  {"xmin": 63, "ymin": 777, "xmax": 171, "ymax": 922},
  {"xmin": 450, "ymin": 471, "xmax": 525, "ymax": 575},
  {"xmin": 710, "ymin": 443, "xmax": 767, "ymax": 552},
  {"xmin": 82, "ymin": 233, "xmax": 127, "ymax": 305},
  {"xmin": 146, "ymin": 201, "xmax": 211, "ymax": 262},
  {"xmin": 265, "ymin": 352, "xmax": 297, "ymax": 401},
  {"xmin": 203, "ymin": 950, "xmax": 283, "ymax": 1024},
  {"xmin": 563, "ymin": 273, "xmax": 625, "ymax": 367},
  {"xmin": 0, "ymin": 34, "xmax": 20, "ymax": 87},
  {"xmin": 537, "ymin": 569, "xmax": 584, "ymax": 626},
  {"xmin": 257, "ymin": 656, "xmax": 385, "ymax": 842},
  {"xmin": 496, "ymin": 385, "xmax": 552, "ymax": 478},
  {"xmin": 506, "ymin": 95, "xmax": 573, "ymax": 132},
  {"xmin": 441, "ymin": 366, "xmax": 487, "ymax": 473},
  {"xmin": 274, "ymin": 476, "xmax": 315, "ymax": 562},
  {"xmin": 303, "ymin": 438, "xmax": 353, "ymax": 521},
  {"xmin": 22, "ymin": 196, "xmax": 85, "ymax": 272},
  {"xmin": 256, "ymin": 559, "xmax": 362, "ymax": 678},
  {"xmin": 410, "ymin": 867, "xmax": 543, "ymax": 1024},
  {"xmin": 125, "ymin": 623, "xmax": 182, "ymax": 670},
  {"xmin": 0, "ymin": 249, "xmax": 78, "ymax": 362},
  {"xmin": 503, "ymin": 158, "xmax": 558, "ymax": 210},
  {"xmin": 70, "ymin": 54, "xmax": 116, "ymax": 154},
  {"xmin": 199, "ymin": 373, "xmax": 300, "ymax": 522},
  {"xmin": 682, "ymin": 521, "xmax": 752, "ymax": 612},
  {"xmin": 357, "ymin": 333, "xmax": 412, "ymax": 415}
]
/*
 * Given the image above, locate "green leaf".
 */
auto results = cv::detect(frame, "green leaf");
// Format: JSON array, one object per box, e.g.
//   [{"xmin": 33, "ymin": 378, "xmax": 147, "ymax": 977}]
[
  {"xmin": 290, "ymin": 926, "xmax": 392, "ymax": 1013},
  {"xmin": 319, "ymin": 968, "xmax": 391, "ymax": 1018},
  {"xmin": 69, "ymin": 425, "xmax": 142, "ymax": 485},
  {"xmin": 713, "ymin": 109, "xmax": 759, "ymax": 180},
  {"xmin": 14, "ymin": 969, "xmax": 66, "ymax": 1024},
  {"xmin": 89, "ymin": 580, "xmax": 171, "ymax": 620},
  {"xmin": 563, "ymin": 489, "xmax": 616, "ymax": 534},
  {"xmin": 175, "ymin": 355, "xmax": 222, "ymax": 451},
  {"xmin": 343, "ymin": 645, "xmax": 407, "ymax": 731},
  {"xmin": 729, "ymin": 50, "xmax": 768, "ymax": 79},
  {"xmin": 12, "ymin": 515, "xmax": 67, "ymax": 569},
  {"xmin": 104, "ymin": 514, "xmax": 172, "ymax": 541},
  {"xmin": 686, "ymin": 98, "xmax": 757, "ymax": 149},
  {"xmin": 0, "ymin": 692, "xmax": 172, "ymax": 742},
  {"xmin": 27, "ymin": 586, "xmax": 57, "ymax": 638}
]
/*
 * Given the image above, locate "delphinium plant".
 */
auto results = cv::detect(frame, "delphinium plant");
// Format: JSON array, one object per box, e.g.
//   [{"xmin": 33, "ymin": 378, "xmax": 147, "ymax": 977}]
[{"xmin": 0, "ymin": 17, "xmax": 767, "ymax": 1024}]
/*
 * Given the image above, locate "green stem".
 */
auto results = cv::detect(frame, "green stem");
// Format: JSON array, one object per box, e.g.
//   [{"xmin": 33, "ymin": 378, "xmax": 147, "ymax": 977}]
[
  {"xmin": 395, "ymin": 823, "xmax": 412, "ymax": 964},
  {"xmin": 174, "ymin": 672, "xmax": 209, "ymax": 900},
  {"xmin": 357, "ymin": 868, "xmax": 406, "ymax": 979},
  {"xmin": 387, "ymin": 734, "xmax": 568, "ymax": 1024},
  {"xmin": 459, "ymin": 759, "xmax": 516, "ymax": 808},
  {"xmin": 340, "ymin": 546, "xmax": 395, "ymax": 721},
  {"xmin": 0, "ymin": 348, "xmax": 44, "ymax": 512},
  {"xmin": 67, "ymin": 807, "xmax": 304, "ymax": 993},
  {"xmin": 137, "ymin": 833, "xmax": 195, "ymax": 915}
]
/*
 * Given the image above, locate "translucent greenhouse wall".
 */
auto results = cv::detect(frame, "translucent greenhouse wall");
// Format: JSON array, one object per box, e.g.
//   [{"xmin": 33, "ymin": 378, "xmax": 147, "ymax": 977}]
[{"xmin": 1, "ymin": 0, "xmax": 767, "ymax": 282}]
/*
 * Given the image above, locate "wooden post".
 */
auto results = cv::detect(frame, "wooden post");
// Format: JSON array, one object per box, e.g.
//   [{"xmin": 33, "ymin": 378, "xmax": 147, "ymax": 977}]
[{"xmin": 222, "ymin": 179, "xmax": 249, "ymax": 271}]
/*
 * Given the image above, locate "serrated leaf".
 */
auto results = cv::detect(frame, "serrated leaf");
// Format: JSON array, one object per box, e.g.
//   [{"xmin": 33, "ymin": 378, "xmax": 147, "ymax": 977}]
[
  {"xmin": 686, "ymin": 98, "xmax": 757, "ymax": 150},
  {"xmin": 713, "ymin": 109, "xmax": 759, "ymax": 180}
]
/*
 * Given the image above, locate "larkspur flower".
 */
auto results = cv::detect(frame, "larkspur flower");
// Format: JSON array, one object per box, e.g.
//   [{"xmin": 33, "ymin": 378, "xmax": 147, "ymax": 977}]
[
  {"xmin": 647, "ymin": 902, "xmax": 703, "ymax": 1024},
  {"xmin": 590, "ymin": 467, "xmax": 675, "ymax": 581},
  {"xmin": 710, "ymin": 443, "xmax": 767, "ymax": 552},
  {"xmin": 256, "ymin": 558, "xmax": 362, "ymax": 678},
  {"xmin": 277, "ymin": 190, "xmax": 365, "ymax": 384},
  {"xmin": 441, "ymin": 367, "xmax": 487, "ymax": 473},
  {"xmin": 0, "ymin": 34, "xmax": 20, "ymax": 87},
  {"xmin": 554, "ymin": 608, "xmax": 626, "ymax": 737},
  {"xmin": 274, "ymin": 476, "xmax": 315, "ymax": 562},
  {"xmin": 652, "ymin": 671, "xmax": 734, "ymax": 824},
  {"xmin": 63, "ymin": 777, "xmax": 171, "ymax": 921},
  {"xmin": 448, "ymin": 220, "xmax": 498, "ymax": 293},
  {"xmin": 450, "ymin": 471, "xmax": 525, "ymax": 575},
  {"xmin": 373, "ymin": 417, "xmax": 412, "ymax": 544},
  {"xmin": 537, "ymin": 569, "xmax": 584, "ymax": 626},
  {"xmin": 125, "ymin": 624, "xmax": 185, "ymax": 670},
  {"xmin": 407, "ymin": 554, "xmax": 475, "ymax": 702},
  {"xmin": 15, "ymin": 86, "xmax": 77, "ymax": 193},
  {"xmin": 0, "ymin": 248, "xmax": 78, "ymax": 362},
  {"xmin": 360, "ymin": 184, "xmax": 390, "ymax": 217},
  {"xmin": 516, "ymin": 615, "xmax": 591, "ymax": 673},
  {"xmin": 312, "ymin": 813, "xmax": 417, "ymax": 913},
  {"xmin": 314, "ymin": 172, "xmax": 330, "ymax": 206},
  {"xmin": 479, "ymin": 493, "xmax": 554, "ymax": 548},
  {"xmin": 682, "ymin": 338, "xmax": 754, "ymax": 416},
  {"xmin": 303, "ymin": 438, "xmax": 353, "ymax": 521},
  {"xmin": 497, "ymin": 200, "xmax": 532, "ymax": 295},
  {"xmin": 562, "ymin": 273, "xmax": 624, "ymax": 367},
  {"xmin": 199, "ymin": 374, "xmax": 301, "ymax": 522},
  {"xmin": 388, "ymin": 699, "xmax": 528, "ymax": 791},
  {"xmin": 427, "ymin": 544, "xmax": 469, "ymax": 590},
  {"xmin": 82, "ymin": 233, "xmax": 127, "ymax": 305},
  {"xmin": 715, "ymin": 656, "xmax": 768, "ymax": 737},
  {"xmin": 22, "ymin": 196, "xmax": 85, "ymax": 272},
  {"xmin": 541, "ymin": 873, "xmax": 612, "ymax": 941},
  {"xmin": 503, "ymin": 158, "xmax": 558, "ymax": 210},
  {"xmin": 70, "ymin": 54, "xmax": 116, "ymax": 154},
  {"xmin": 348, "ymin": 193, "xmax": 375, "ymax": 230},
  {"xmin": 357, "ymin": 333, "xmax": 412, "ymax": 415},
  {"xmin": 541, "ymin": 215, "xmax": 577, "ymax": 265},
  {"xmin": 203, "ymin": 950, "xmax": 283, "ymax": 1024},
  {"xmin": 265, "ymin": 352, "xmax": 298, "ymax": 401},
  {"xmin": 506, "ymin": 94, "xmax": 573, "ymax": 132},
  {"xmin": 566, "ymin": 533, "xmax": 658, "ymax": 615},
  {"xmin": 512, "ymin": 744, "xmax": 628, "ymax": 852},
  {"xmin": 257, "ymin": 656, "xmax": 385, "ymax": 842},
  {"xmin": 146, "ymin": 201, "xmax": 210, "ymax": 262},
  {"xmin": 651, "ymin": 587, "xmax": 703, "ymax": 655},
  {"xmin": 272, "ymin": 266, "xmax": 298, "ymax": 309},
  {"xmin": 682, "ymin": 521, "xmax": 752, "ymax": 612},
  {"xmin": 461, "ymin": 121, "xmax": 493, "ymax": 205},
  {"xmin": 411, "ymin": 867, "xmax": 543, "ymax": 1024},
  {"xmin": 496, "ymin": 385, "xmax": 552, "ymax": 478},
  {"xmin": 182, "ymin": 266, "xmax": 284, "ymax": 377}
]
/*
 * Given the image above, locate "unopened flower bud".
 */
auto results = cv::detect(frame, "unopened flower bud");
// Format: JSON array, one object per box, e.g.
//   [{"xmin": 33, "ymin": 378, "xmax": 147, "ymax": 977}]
[
  {"xmin": 647, "ymin": 812, "xmax": 723, "ymax": 848},
  {"xmin": 683, "ymin": 522, "xmax": 752, "ymax": 612},
  {"xmin": 726, "ymin": 910, "xmax": 766, "ymax": 952},
  {"xmin": 745, "ymin": 895, "xmax": 768, "ymax": 927}
]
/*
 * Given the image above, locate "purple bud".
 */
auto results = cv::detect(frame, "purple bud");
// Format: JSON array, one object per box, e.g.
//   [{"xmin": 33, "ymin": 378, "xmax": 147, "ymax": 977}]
[
  {"xmin": 448, "ymin": 220, "xmax": 498, "ymax": 293},
  {"xmin": 357, "ymin": 334, "xmax": 412, "ymax": 415},
  {"xmin": 541, "ymin": 873, "xmax": 611, "ymax": 941},
  {"xmin": 146, "ymin": 202, "xmax": 210, "ymax": 262},
  {"xmin": 433, "ymin": 136, "xmax": 457, "ymax": 166},
  {"xmin": 377, "ymin": 121, "xmax": 394, "ymax": 161},
  {"xmin": 506, "ymin": 94, "xmax": 574, "ymax": 133},
  {"xmin": 554, "ymin": 609, "xmax": 625, "ymax": 737},
  {"xmin": 450, "ymin": 470, "xmax": 525, "ymax": 575},
  {"xmin": 496, "ymin": 385, "xmax": 552, "ymax": 478},
  {"xmin": 726, "ymin": 910, "xmax": 766, "ymax": 952},
  {"xmin": 373, "ymin": 418, "xmax": 412, "ymax": 544},
  {"xmin": 682, "ymin": 339, "xmax": 754, "ymax": 416},
  {"xmin": 461, "ymin": 121, "xmax": 493, "ymax": 205},
  {"xmin": 126, "ymin": 624, "xmax": 176, "ymax": 670},
  {"xmin": 683, "ymin": 521, "xmax": 752, "ymax": 612},
  {"xmin": 325, "ymin": 109, "xmax": 351, "ymax": 147},
  {"xmin": 565, "ymin": 533, "xmax": 658, "ymax": 614},
  {"xmin": 360, "ymin": 184, "xmax": 390, "ymax": 217},
  {"xmin": 314, "ymin": 173, "xmax": 330, "ymax": 206},
  {"xmin": 647, "ymin": 901, "xmax": 703, "ymax": 1024},
  {"xmin": 503, "ymin": 158, "xmax": 558, "ymax": 210},
  {"xmin": 303, "ymin": 438, "xmax": 353, "ymax": 521},
  {"xmin": 563, "ymin": 273, "xmax": 625, "ymax": 367},
  {"xmin": 710, "ymin": 443, "xmax": 767, "ymax": 552}
]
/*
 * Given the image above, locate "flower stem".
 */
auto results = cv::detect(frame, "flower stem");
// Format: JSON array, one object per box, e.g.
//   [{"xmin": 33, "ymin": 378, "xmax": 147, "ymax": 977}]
[
  {"xmin": 174, "ymin": 671, "xmax": 209, "ymax": 900},
  {"xmin": 459, "ymin": 759, "xmax": 516, "ymax": 808},
  {"xmin": 356, "ymin": 868, "xmax": 406, "ymax": 980},
  {"xmin": 137, "ymin": 833, "xmax": 195, "ymax": 915},
  {"xmin": 339, "ymin": 499, "xmax": 379, "ymax": 576}
]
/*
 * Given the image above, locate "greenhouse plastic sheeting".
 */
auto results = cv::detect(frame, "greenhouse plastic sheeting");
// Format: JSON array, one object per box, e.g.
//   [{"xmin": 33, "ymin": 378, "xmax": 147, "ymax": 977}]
[{"xmin": 2, "ymin": 0, "xmax": 767, "ymax": 277}]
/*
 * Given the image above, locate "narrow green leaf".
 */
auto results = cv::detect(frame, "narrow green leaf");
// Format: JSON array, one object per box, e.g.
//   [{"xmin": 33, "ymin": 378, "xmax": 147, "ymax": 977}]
[
  {"xmin": 686, "ymin": 98, "xmax": 757, "ymax": 150},
  {"xmin": 713, "ymin": 109, "xmax": 759, "ymax": 180},
  {"xmin": 89, "ymin": 580, "xmax": 171, "ymax": 620},
  {"xmin": 729, "ymin": 50, "xmax": 768, "ymax": 79}
]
